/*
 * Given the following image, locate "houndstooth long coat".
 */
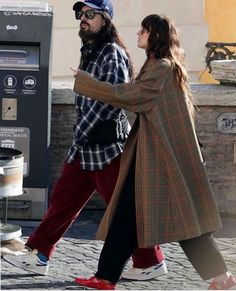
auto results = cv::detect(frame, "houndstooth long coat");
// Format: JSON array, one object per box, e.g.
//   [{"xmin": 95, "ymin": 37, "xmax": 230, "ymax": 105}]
[{"xmin": 73, "ymin": 57, "xmax": 222, "ymax": 247}]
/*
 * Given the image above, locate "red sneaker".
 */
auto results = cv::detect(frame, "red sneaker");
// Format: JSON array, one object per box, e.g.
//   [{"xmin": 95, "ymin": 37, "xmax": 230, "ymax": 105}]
[
  {"xmin": 208, "ymin": 274, "xmax": 236, "ymax": 290},
  {"xmin": 74, "ymin": 275, "xmax": 116, "ymax": 290}
]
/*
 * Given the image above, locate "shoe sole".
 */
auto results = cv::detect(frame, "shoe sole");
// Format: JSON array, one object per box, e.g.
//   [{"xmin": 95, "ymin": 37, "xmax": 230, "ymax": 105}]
[
  {"xmin": 3, "ymin": 255, "xmax": 49, "ymax": 276},
  {"xmin": 122, "ymin": 264, "xmax": 168, "ymax": 281}
]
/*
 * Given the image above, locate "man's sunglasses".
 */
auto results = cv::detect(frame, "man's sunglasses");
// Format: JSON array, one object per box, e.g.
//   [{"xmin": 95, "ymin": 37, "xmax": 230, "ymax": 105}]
[{"xmin": 75, "ymin": 9, "xmax": 103, "ymax": 20}]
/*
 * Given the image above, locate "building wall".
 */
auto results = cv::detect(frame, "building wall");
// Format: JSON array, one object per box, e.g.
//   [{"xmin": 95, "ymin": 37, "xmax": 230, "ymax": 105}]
[
  {"xmin": 200, "ymin": 0, "xmax": 236, "ymax": 83},
  {"xmin": 48, "ymin": 0, "xmax": 208, "ymax": 82},
  {"xmin": 205, "ymin": 0, "xmax": 236, "ymax": 41}
]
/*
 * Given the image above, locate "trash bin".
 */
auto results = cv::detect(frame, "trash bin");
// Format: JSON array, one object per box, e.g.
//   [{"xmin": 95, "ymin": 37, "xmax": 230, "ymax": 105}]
[{"xmin": 0, "ymin": 147, "xmax": 24, "ymax": 241}]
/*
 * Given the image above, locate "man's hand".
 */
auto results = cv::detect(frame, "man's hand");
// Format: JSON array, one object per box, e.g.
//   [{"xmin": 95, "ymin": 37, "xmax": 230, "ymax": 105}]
[{"xmin": 70, "ymin": 67, "xmax": 78, "ymax": 78}]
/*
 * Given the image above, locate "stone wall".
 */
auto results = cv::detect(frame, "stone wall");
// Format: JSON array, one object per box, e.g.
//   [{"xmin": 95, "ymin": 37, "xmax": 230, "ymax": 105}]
[
  {"xmin": 192, "ymin": 84, "xmax": 236, "ymax": 216},
  {"xmin": 50, "ymin": 82, "xmax": 236, "ymax": 215}
]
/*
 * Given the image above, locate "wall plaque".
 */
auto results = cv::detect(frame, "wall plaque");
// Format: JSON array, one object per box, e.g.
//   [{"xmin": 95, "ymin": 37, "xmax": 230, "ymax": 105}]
[{"xmin": 217, "ymin": 113, "xmax": 236, "ymax": 134}]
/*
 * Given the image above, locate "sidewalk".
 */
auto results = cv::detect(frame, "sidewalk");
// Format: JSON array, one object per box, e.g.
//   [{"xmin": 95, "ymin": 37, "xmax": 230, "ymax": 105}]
[{"xmin": 1, "ymin": 211, "xmax": 236, "ymax": 290}]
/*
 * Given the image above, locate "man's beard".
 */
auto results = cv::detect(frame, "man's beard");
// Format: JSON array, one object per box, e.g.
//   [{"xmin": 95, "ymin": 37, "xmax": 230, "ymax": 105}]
[{"xmin": 79, "ymin": 27, "xmax": 101, "ymax": 42}]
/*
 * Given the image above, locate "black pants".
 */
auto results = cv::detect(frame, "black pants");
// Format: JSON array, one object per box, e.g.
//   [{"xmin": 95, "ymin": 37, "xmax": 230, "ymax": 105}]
[{"xmin": 96, "ymin": 161, "xmax": 228, "ymax": 284}]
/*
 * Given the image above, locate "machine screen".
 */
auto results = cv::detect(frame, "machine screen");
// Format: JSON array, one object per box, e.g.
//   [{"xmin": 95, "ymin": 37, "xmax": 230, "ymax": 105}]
[{"xmin": 0, "ymin": 44, "xmax": 40, "ymax": 70}]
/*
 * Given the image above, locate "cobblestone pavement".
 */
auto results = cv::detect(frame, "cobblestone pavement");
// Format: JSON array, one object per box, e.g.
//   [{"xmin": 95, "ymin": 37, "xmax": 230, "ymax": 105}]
[{"xmin": 1, "ymin": 211, "xmax": 236, "ymax": 290}]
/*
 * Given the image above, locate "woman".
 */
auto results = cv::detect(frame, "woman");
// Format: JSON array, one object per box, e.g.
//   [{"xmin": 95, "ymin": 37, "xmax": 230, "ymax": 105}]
[{"xmin": 72, "ymin": 14, "xmax": 236, "ymax": 290}]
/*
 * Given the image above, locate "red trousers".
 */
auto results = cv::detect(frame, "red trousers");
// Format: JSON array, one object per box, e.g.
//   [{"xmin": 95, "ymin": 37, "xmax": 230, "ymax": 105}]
[{"xmin": 26, "ymin": 155, "xmax": 164, "ymax": 267}]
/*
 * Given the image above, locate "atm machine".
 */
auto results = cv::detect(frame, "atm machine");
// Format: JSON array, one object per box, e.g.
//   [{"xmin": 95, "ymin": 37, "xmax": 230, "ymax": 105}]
[{"xmin": 0, "ymin": 0, "xmax": 53, "ymax": 220}]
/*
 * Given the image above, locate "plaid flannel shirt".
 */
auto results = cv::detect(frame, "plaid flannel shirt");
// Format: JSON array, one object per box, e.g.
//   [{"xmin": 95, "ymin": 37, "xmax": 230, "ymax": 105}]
[{"xmin": 66, "ymin": 42, "xmax": 131, "ymax": 170}]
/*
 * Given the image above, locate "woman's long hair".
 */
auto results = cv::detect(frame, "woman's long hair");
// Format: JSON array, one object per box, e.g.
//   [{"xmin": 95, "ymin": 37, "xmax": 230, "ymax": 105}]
[{"xmin": 141, "ymin": 14, "xmax": 195, "ymax": 120}]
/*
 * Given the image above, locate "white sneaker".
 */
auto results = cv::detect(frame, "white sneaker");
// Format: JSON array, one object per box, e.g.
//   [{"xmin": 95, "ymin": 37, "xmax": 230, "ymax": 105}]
[
  {"xmin": 1, "ymin": 247, "xmax": 29, "ymax": 256},
  {"xmin": 3, "ymin": 248, "xmax": 49, "ymax": 276},
  {"xmin": 122, "ymin": 260, "xmax": 168, "ymax": 281}
]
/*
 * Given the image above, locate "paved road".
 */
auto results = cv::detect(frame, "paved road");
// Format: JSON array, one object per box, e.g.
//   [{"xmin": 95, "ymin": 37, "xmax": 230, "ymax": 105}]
[{"xmin": 1, "ymin": 211, "xmax": 236, "ymax": 290}]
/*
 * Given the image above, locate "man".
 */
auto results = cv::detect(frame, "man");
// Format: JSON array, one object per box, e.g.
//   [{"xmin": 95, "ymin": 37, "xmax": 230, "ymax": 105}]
[{"xmin": 4, "ymin": 0, "xmax": 167, "ymax": 281}]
